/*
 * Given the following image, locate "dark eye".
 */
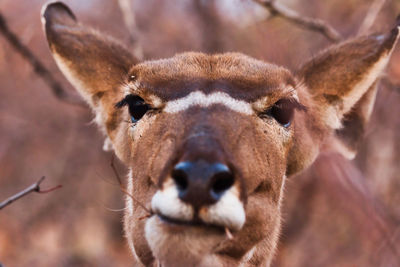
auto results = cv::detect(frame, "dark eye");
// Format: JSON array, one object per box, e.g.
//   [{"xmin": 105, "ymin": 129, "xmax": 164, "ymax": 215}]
[
  {"xmin": 261, "ymin": 99, "xmax": 298, "ymax": 127},
  {"xmin": 115, "ymin": 95, "xmax": 151, "ymax": 123}
]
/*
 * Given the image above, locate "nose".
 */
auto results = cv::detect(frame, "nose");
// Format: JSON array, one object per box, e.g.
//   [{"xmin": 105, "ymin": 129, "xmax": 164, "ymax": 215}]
[{"xmin": 171, "ymin": 161, "xmax": 235, "ymax": 208}]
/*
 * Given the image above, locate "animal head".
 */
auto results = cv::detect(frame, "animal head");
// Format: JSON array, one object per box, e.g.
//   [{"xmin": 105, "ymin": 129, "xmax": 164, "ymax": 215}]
[{"xmin": 41, "ymin": 2, "xmax": 399, "ymax": 266}]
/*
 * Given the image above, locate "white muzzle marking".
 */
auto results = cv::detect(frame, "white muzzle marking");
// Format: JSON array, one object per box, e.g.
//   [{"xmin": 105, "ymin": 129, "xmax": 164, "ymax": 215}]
[
  {"xmin": 198, "ymin": 186, "xmax": 245, "ymax": 231},
  {"xmin": 164, "ymin": 91, "xmax": 254, "ymax": 115},
  {"xmin": 151, "ymin": 179, "xmax": 246, "ymax": 231},
  {"xmin": 151, "ymin": 179, "xmax": 194, "ymax": 221}
]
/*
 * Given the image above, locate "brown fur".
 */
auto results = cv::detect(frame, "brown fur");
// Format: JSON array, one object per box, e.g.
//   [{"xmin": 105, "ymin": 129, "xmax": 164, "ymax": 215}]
[{"xmin": 41, "ymin": 2, "xmax": 399, "ymax": 266}]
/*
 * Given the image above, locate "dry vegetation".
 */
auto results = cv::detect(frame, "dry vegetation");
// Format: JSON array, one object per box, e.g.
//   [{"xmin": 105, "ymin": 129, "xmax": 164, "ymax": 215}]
[{"xmin": 0, "ymin": 0, "xmax": 399, "ymax": 266}]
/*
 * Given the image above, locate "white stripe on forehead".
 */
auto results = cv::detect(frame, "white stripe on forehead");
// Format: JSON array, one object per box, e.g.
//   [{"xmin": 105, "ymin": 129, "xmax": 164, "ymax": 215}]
[{"xmin": 164, "ymin": 91, "xmax": 254, "ymax": 114}]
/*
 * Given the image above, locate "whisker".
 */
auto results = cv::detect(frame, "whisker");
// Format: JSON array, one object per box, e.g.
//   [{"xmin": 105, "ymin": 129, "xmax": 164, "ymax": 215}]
[
  {"xmin": 103, "ymin": 206, "xmax": 128, "ymax": 212},
  {"xmin": 120, "ymin": 187, "xmax": 153, "ymax": 215},
  {"xmin": 110, "ymin": 154, "xmax": 123, "ymax": 185},
  {"xmin": 110, "ymin": 155, "xmax": 153, "ymax": 216},
  {"xmin": 95, "ymin": 169, "xmax": 121, "ymax": 186}
]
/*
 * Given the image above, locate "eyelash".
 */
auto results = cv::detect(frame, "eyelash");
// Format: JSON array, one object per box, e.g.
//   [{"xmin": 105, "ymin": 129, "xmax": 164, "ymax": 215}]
[
  {"xmin": 115, "ymin": 94, "xmax": 153, "ymax": 123},
  {"xmin": 259, "ymin": 98, "xmax": 306, "ymax": 127},
  {"xmin": 116, "ymin": 93, "xmax": 306, "ymax": 128}
]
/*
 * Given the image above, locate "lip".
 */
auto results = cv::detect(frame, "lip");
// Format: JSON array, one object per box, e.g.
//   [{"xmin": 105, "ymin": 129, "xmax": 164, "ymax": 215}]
[
  {"xmin": 157, "ymin": 214, "xmax": 225, "ymax": 232},
  {"xmin": 145, "ymin": 215, "xmax": 230, "ymax": 263}
]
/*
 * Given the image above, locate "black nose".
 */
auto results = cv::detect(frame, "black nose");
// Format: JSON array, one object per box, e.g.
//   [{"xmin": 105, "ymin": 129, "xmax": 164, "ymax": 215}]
[{"xmin": 171, "ymin": 160, "xmax": 235, "ymax": 208}]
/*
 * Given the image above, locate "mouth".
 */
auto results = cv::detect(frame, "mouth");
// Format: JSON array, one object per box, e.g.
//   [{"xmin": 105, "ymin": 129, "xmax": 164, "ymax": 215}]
[
  {"xmin": 156, "ymin": 213, "xmax": 226, "ymax": 232},
  {"xmin": 144, "ymin": 214, "xmax": 230, "ymax": 266}
]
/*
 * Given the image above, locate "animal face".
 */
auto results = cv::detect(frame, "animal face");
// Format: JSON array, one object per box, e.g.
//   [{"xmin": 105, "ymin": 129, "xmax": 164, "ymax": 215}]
[
  {"xmin": 41, "ymin": 2, "xmax": 399, "ymax": 266},
  {"xmin": 118, "ymin": 54, "xmax": 303, "ymax": 265}
]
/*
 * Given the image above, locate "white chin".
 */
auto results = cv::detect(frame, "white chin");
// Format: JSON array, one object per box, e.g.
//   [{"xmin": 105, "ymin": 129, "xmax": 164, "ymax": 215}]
[{"xmin": 144, "ymin": 216, "xmax": 225, "ymax": 267}]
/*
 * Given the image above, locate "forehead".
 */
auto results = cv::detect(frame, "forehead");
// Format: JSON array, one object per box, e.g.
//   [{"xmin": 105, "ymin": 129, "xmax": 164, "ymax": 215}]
[{"xmin": 128, "ymin": 52, "xmax": 295, "ymax": 102}]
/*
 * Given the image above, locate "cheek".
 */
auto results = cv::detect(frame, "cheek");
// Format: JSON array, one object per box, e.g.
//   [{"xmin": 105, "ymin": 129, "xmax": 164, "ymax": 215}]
[
  {"xmin": 231, "ymin": 120, "xmax": 291, "ymax": 195},
  {"xmin": 112, "ymin": 112, "xmax": 167, "ymax": 166},
  {"xmin": 147, "ymin": 136, "xmax": 176, "ymax": 184},
  {"xmin": 129, "ymin": 117, "xmax": 180, "ymax": 185},
  {"xmin": 128, "ymin": 113, "xmax": 158, "ymax": 142}
]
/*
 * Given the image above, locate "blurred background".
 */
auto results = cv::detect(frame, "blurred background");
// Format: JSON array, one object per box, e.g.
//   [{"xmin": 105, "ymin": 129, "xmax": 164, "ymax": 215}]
[{"xmin": 0, "ymin": 0, "xmax": 399, "ymax": 266}]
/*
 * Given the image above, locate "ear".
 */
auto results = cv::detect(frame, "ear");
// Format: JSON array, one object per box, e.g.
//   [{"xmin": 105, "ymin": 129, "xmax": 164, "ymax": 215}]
[
  {"xmin": 286, "ymin": 21, "xmax": 399, "ymax": 176},
  {"xmin": 41, "ymin": 2, "xmax": 136, "ymax": 133},
  {"xmin": 298, "ymin": 21, "xmax": 400, "ymax": 159}
]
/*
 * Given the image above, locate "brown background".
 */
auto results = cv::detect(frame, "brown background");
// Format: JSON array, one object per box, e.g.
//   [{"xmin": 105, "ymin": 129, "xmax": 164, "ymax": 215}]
[{"xmin": 0, "ymin": 0, "xmax": 399, "ymax": 266}]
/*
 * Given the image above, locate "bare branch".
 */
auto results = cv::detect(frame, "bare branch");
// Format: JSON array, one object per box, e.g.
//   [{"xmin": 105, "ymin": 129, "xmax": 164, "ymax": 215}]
[
  {"xmin": 0, "ymin": 176, "xmax": 62, "ymax": 210},
  {"xmin": 0, "ymin": 12, "xmax": 85, "ymax": 107},
  {"xmin": 254, "ymin": 0, "xmax": 342, "ymax": 43},
  {"xmin": 116, "ymin": 0, "xmax": 144, "ymax": 61},
  {"xmin": 358, "ymin": 0, "xmax": 387, "ymax": 35},
  {"xmin": 194, "ymin": 0, "xmax": 224, "ymax": 53}
]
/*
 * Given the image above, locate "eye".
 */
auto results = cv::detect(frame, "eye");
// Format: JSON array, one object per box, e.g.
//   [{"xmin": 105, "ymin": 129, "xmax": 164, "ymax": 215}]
[
  {"xmin": 260, "ymin": 98, "xmax": 303, "ymax": 127},
  {"xmin": 115, "ymin": 95, "xmax": 151, "ymax": 123}
]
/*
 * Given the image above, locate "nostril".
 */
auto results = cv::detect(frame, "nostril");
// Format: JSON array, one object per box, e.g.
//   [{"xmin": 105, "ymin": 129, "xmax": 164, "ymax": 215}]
[
  {"xmin": 171, "ymin": 161, "xmax": 235, "ymax": 206},
  {"xmin": 171, "ymin": 163, "xmax": 189, "ymax": 192},
  {"xmin": 210, "ymin": 165, "xmax": 234, "ymax": 198},
  {"xmin": 212, "ymin": 173, "xmax": 234, "ymax": 193}
]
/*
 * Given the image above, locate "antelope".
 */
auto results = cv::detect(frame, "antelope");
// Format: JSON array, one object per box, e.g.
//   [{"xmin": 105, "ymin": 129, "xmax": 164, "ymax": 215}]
[{"xmin": 41, "ymin": 2, "xmax": 400, "ymax": 266}]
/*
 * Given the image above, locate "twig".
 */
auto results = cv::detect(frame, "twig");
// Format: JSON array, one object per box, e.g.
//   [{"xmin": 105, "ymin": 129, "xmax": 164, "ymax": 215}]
[
  {"xmin": 0, "ymin": 176, "xmax": 62, "ymax": 210},
  {"xmin": 225, "ymin": 227, "xmax": 233, "ymax": 240},
  {"xmin": 116, "ymin": 0, "xmax": 144, "ymax": 61},
  {"xmin": 0, "ymin": 12, "xmax": 84, "ymax": 106},
  {"xmin": 110, "ymin": 155, "xmax": 152, "ymax": 215},
  {"xmin": 358, "ymin": 0, "xmax": 387, "ymax": 35},
  {"xmin": 138, "ymin": 214, "xmax": 152, "ymax": 220},
  {"xmin": 253, "ymin": 0, "xmax": 342, "ymax": 43},
  {"xmin": 314, "ymin": 155, "xmax": 400, "ymax": 260}
]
